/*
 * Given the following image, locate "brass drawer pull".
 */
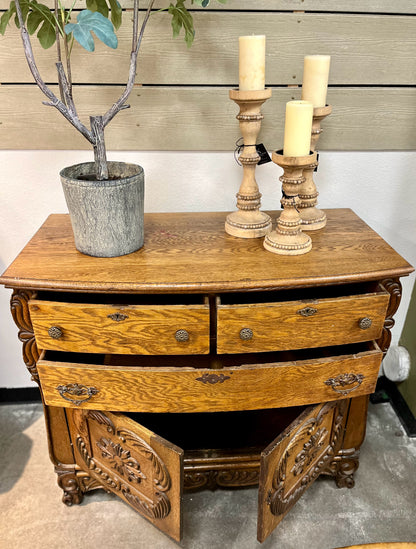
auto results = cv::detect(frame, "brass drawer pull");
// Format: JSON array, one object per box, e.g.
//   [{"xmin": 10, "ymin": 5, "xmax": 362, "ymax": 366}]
[
  {"xmin": 358, "ymin": 317, "xmax": 372, "ymax": 329},
  {"xmin": 297, "ymin": 306, "xmax": 318, "ymax": 317},
  {"xmin": 56, "ymin": 383, "xmax": 99, "ymax": 406},
  {"xmin": 240, "ymin": 328, "xmax": 253, "ymax": 340},
  {"xmin": 196, "ymin": 373, "xmax": 231, "ymax": 384},
  {"xmin": 175, "ymin": 329, "xmax": 189, "ymax": 342},
  {"xmin": 48, "ymin": 326, "xmax": 63, "ymax": 339},
  {"xmin": 108, "ymin": 312, "xmax": 129, "ymax": 322},
  {"xmin": 324, "ymin": 373, "xmax": 364, "ymax": 396}
]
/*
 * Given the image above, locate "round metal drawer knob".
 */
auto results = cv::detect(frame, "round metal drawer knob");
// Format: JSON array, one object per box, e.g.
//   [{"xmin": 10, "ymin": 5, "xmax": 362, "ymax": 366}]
[
  {"xmin": 358, "ymin": 317, "xmax": 372, "ymax": 330},
  {"xmin": 175, "ymin": 329, "xmax": 189, "ymax": 342},
  {"xmin": 48, "ymin": 326, "xmax": 63, "ymax": 339},
  {"xmin": 240, "ymin": 328, "xmax": 253, "ymax": 341}
]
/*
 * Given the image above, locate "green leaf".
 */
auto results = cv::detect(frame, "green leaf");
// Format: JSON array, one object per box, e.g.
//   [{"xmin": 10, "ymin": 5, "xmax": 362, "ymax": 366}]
[
  {"xmin": 108, "ymin": 0, "xmax": 122, "ymax": 30},
  {"xmin": 168, "ymin": 0, "xmax": 195, "ymax": 47},
  {"xmin": 86, "ymin": 0, "xmax": 121, "ymax": 30},
  {"xmin": 2, "ymin": 0, "xmax": 57, "ymax": 48},
  {"xmin": 26, "ymin": 9, "xmax": 43, "ymax": 33},
  {"xmin": 86, "ymin": 0, "xmax": 108, "ymax": 19},
  {"xmin": 0, "ymin": 2, "xmax": 16, "ymax": 35},
  {"xmin": 37, "ymin": 17, "xmax": 56, "ymax": 48},
  {"xmin": 65, "ymin": 9, "xmax": 118, "ymax": 52},
  {"xmin": 86, "ymin": 0, "xmax": 98, "ymax": 13}
]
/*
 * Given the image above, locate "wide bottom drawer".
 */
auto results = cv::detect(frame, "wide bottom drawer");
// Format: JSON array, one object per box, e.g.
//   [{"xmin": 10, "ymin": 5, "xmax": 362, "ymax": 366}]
[{"xmin": 37, "ymin": 342, "xmax": 383, "ymax": 413}]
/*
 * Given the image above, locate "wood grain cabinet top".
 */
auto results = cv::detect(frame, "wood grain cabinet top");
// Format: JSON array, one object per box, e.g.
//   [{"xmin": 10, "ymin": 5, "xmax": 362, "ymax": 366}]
[{"xmin": 1, "ymin": 209, "xmax": 413, "ymax": 293}]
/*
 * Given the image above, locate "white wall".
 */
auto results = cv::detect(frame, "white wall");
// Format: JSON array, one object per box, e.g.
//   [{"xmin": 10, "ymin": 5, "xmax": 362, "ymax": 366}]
[{"xmin": 1, "ymin": 150, "xmax": 415, "ymax": 387}]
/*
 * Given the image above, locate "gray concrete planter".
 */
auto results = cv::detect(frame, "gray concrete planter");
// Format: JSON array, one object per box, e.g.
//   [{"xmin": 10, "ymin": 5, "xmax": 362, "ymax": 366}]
[{"xmin": 60, "ymin": 161, "xmax": 144, "ymax": 257}]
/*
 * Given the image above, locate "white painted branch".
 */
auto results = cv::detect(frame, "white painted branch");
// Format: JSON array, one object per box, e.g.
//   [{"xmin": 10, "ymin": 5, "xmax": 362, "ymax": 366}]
[
  {"xmin": 14, "ymin": 0, "xmax": 94, "ymax": 144},
  {"xmin": 102, "ymin": 0, "xmax": 155, "ymax": 127}
]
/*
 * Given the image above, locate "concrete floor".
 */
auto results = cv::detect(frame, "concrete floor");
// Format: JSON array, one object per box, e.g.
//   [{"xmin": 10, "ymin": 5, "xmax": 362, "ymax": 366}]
[{"xmin": 0, "ymin": 402, "xmax": 415, "ymax": 549}]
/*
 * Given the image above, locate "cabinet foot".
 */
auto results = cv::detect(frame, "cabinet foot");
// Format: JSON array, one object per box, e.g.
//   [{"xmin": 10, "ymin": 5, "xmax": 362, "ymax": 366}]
[
  {"xmin": 56, "ymin": 467, "xmax": 84, "ymax": 506},
  {"xmin": 323, "ymin": 448, "xmax": 360, "ymax": 489}
]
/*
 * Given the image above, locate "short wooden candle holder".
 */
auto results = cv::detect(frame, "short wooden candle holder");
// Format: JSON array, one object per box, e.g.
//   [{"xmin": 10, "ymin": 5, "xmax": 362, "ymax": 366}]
[
  {"xmin": 298, "ymin": 104, "xmax": 332, "ymax": 231},
  {"xmin": 225, "ymin": 88, "xmax": 272, "ymax": 239},
  {"xmin": 264, "ymin": 151, "xmax": 317, "ymax": 255}
]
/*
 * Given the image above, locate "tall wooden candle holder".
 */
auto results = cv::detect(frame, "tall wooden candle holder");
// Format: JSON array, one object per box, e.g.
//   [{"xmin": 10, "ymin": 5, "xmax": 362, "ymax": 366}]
[
  {"xmin": 298, "ymin": 104, "xmax": 332, "ymax": 231},
  {"xmin": 264, "ymin": 151, "xmax": 316, "ymax": 255},
  {"xmin": 225, "ymin": 89, "xmax": 272, "ymax": 238}
]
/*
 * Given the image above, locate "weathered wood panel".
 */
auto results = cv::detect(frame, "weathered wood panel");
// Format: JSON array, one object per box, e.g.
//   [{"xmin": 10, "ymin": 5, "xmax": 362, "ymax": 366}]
[
  {"xmin": 1, "ymin": 12, "xmax": 416, "ymax": 85},
  {"xmin": 1, "ymin": 85, "xmax": 415, "ymax": 150},
  {"xmin": 1, "ymin": 0, "xmax": 414, "ymax": 13}
]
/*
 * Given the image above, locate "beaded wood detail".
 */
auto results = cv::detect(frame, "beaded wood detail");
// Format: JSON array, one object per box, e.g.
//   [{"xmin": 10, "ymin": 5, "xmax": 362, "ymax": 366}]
[{"xmin": 225, "ymin": 89, "xmax": 272, "ymax": 238}]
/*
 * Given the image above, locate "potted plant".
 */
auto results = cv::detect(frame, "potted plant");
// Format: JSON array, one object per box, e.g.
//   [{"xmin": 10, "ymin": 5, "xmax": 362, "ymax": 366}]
[{"xmin": 0, "ymin": 0, "xmax": 225, "ymax": 257}]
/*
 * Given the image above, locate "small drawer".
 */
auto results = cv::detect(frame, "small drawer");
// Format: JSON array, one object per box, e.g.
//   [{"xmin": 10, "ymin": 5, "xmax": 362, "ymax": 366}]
[
  {"xmin": 29, "ymin": 296, "xmax": 210, "ymax": 355},
  {"xmin": 216, "ymin": 284, "xmax": 389, "ymax": 354},
  {"xmin": 37, "ymin": 341, "xmax": 383, "ymax": 413}
]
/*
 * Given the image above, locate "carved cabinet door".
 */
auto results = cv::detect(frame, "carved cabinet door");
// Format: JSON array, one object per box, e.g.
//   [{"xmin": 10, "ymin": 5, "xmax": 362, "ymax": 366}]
[
  {"xmin": 257, "ymin": 400, "xmax": 348, "ymax": 543},
  {"xmin": 68, "ymin": 409, "xmax": 184, "ymax": 542}
]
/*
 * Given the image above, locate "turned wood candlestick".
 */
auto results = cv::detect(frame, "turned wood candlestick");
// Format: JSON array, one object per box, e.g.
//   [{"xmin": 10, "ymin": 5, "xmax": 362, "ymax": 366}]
[
  {"xmin": 264, "ymin": 151, "xmax": 317, "ymax": 255},
  {"xmin": 225, "ymin": 88, "xmax": 272, "ymax": 238},
  {"xmin": 298, "ymin": 104, "xmax": 332, "ymax": 231}
]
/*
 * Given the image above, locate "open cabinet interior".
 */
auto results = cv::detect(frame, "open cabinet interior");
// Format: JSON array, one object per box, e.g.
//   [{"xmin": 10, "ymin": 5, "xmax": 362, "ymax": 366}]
[{"xmin": 66, "ymin": 399, "xmax": 349, "ymax": 542}]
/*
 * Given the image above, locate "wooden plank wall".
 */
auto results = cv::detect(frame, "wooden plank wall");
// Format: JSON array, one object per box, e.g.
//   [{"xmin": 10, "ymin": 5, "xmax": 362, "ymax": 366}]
[{"xmin": 0, "ymin": 1, "xmax": 415, "ymax": 150}]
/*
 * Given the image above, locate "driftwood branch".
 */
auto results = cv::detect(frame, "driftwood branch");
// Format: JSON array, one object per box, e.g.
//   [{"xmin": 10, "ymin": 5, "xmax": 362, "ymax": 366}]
[
  {"xmin": 14, "ymin": 0, "xmax": 94, "ymax": 144},
  {"xmin": 53, "ymin": 0, "xmax": 65, "ymax": 104},
  {"xmin": 63, "ymin": 34, "xmax": 73, "ymax": 100},
  {"xmin": 91, "ymin": 116, "xmax": 108, "ymax": 180},
  {"xmin": 102, "ymin": 0, "xmax": 155, "ymax": 127},
  {"xmin": 56, "ymin": 62, "xmax": 77, "ymax": 116}
]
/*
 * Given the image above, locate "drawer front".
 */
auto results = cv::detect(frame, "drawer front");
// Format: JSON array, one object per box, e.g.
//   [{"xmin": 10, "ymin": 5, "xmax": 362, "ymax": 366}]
[
  {"xmin": 29, "ymin": 300, "xmax": 210, "ymax": 355},
  {"xmin": 217, "ymin": 291, "xmax": 389, "ymax": 354},
  {"xmin": 37, "ymin": 344, "xmax": 383, "ymax": 413}
]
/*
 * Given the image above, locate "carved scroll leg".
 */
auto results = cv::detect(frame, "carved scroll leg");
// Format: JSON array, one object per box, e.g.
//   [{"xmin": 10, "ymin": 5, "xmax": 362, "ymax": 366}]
[
  {"xmin": 329, "ymin": 448, "xmax": 360, "ymax": 489},
  {"xmin": 322, "ymin": 395, "xmax": 369, "ymax": 489},
  {"xmin": 56, "ymin": 467, "xmax": 84, "ymax": 506}
]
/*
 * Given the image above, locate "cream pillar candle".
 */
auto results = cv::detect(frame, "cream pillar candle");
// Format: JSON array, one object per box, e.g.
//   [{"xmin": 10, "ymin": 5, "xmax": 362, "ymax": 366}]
[
  {"xmin": 283, "ymin": 100, "xmax": 313, "ymax": 157},
  {"xmin": 301, "ymin": 55, "xmax": 331, "ymax": 108},
  {"xmin": 239, "ymin": 35, "xmax": 266, "ymax": 91}
]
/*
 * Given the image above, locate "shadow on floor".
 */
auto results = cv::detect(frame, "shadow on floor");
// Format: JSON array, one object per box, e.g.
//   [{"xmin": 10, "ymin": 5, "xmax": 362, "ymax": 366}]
[{"xmin": 0, "ymin": 403, "xmax": 42, "ymax": 493}]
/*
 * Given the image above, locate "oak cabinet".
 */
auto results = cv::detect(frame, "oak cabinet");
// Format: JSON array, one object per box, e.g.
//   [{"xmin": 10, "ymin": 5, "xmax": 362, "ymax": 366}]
[{"xmin": 1, "ymin": 210, "xmax": 413, "ymax": 543}]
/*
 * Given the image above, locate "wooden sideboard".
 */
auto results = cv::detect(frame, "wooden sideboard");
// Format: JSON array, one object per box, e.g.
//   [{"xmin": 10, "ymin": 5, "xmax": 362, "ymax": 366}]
[{"xmin": 1, "ymin": 209, "xmax": 413, "ymax": 543}]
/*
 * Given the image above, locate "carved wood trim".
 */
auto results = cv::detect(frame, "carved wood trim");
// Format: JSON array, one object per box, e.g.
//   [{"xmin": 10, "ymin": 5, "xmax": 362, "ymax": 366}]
[
  {"xmin": 77, "ymin": 470, "xmax": 105, "ymax": 493},
  {"xmin": 10, "ymin": 289, "xmax": 40, "ymax": 383},
  {"xmin": 378, "ymin": 278, "xmax": 402, "ymax": 353},
  {"xmin": 75, "ymin": 410, "xmax": 172, "ymax": 520},
  {"xmin": 184, "ymin": 469, "xmax": 259, "ymax": 490},
  {"xmin": 266, "ymin": 400, "xmax": 347, "ymax": 518}
]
